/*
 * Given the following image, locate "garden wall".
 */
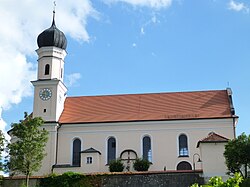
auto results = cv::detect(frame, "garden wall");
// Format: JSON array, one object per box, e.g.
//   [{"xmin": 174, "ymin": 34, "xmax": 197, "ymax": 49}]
[{"xmin": 3, "ymin": 170, "xmax": 204, "ymax": 187}]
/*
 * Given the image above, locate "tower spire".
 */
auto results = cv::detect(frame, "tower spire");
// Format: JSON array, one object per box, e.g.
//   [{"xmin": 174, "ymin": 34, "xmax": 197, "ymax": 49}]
[{"xmin": 52, "ymin": 1, "xmax": 56, "ymax": 26}]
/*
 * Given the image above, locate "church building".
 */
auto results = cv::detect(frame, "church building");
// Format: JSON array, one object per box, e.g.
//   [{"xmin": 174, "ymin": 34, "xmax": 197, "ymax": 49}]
[{"xmin": 30, "ymin": 13, "xmax": 238, "ymax": 179}]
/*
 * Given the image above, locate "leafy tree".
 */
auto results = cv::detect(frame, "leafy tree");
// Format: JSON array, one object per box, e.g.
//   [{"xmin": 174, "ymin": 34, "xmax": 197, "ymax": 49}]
[
  {"xmin": 190, "ymin": 173, "xmax": 243, "ymax": 187},
  {"xmin": 6, "ymin": 112, "xmax": 48, "ymax": 187},
  {"xmin": 224, "ymin": 133, "xmax": 250, "ymax": 178},
  {"xmin": 0, "ymin": 130, "xmax": 5, "ymax": 171}
]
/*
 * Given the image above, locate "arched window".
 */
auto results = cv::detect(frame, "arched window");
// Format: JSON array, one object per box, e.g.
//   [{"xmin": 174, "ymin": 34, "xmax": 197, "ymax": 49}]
[
  {"xmin": 179, "ymin": 134, "xmax": 188, "ymax": 156},
  {"xmin": 143, "ymin": 136, "xmax": 152, "ymax": 162},
  {"xmin": 107, "ymin": 137, "xmax": 116, "ymax": 164},
  {"xmin": 72, "ymin": 138, "xmax": 81, "ymax": 166},
  {"xmin": 177, "ymin": 161, "xmax": 192, "ymax": 170},
  {"xmin": 45, "ymin": 64, "xmax": 50, "ymax": 75}
]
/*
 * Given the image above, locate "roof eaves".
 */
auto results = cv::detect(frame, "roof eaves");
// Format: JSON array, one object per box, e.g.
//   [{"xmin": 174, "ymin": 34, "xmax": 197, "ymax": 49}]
[{"xmin": 59, "ymin": 116, "xmax": 234, "ymax": 125}]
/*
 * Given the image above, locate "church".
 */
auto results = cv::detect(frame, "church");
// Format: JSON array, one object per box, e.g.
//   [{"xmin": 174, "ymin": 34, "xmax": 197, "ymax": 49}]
[{"xmin": 29, "ymin": 12, "xmax": 238, "ymax": 180}]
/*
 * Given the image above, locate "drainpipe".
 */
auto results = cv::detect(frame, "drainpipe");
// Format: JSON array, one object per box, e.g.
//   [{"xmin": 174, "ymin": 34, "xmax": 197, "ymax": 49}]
[{"xmin": 51, "ymin": 123, "xmax": 61, "ymax": 173}]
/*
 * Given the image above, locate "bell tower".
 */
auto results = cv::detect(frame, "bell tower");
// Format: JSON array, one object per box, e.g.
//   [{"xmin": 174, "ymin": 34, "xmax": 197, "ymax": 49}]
[{"xmin": 31, "ymin": 11, "xmax": 67, "ymax": 122}]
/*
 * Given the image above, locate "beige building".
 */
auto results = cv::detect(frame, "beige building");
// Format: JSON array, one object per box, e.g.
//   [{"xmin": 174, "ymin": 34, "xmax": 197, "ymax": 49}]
[{"xmin": 28, "ymin": 14, "xmax": 238, "ymax": 179}]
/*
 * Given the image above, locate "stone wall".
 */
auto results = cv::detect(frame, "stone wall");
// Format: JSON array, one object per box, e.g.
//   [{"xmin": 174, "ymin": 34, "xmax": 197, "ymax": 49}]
[{"xmin": 3, "ymin": 171, "xmax": 204, "ymax": 187}]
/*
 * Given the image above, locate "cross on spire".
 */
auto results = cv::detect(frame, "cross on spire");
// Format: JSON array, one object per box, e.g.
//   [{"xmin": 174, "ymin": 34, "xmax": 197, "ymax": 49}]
[
  {"xmin": 52, "ymin": 1, "xmax": 56, "ymax": 26},
  {"xmin": 53, "ymin": 1, "xmax": 56, "ymax": 13}
]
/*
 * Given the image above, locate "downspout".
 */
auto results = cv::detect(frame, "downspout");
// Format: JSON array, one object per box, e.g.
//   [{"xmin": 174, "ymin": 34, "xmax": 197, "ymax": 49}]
[{"xmin": 51, "ymin": 123, "xmax": 61, "ymax": 173}]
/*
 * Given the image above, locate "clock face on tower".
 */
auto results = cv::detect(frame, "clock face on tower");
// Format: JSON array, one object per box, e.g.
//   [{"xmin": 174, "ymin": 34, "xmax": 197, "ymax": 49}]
[{"xmin": 39, "ymin": 88, "xmax": 52, "ymax": 101}]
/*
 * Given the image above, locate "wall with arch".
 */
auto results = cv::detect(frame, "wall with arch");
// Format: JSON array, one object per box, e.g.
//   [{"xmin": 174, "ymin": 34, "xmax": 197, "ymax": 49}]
[{"xmin": 37, "ymin": 117, "xmax": 234, "ymax": 178}]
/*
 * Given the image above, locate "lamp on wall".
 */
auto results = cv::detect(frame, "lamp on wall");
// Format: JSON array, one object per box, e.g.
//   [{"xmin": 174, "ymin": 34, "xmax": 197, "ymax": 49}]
[{"xmin": 192, "ymin": 153, "xmax": 202, "ymax": 172}]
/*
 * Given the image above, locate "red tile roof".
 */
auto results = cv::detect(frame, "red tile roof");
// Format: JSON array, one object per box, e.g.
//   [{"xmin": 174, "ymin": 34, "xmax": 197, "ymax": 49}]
[
  {"xmin": 59, "ymin": 90, "xmax": 234, "ymax": 124},
  {"xmin": 196, "ymin": 132, "xmax": 229, "ymax": 148}
]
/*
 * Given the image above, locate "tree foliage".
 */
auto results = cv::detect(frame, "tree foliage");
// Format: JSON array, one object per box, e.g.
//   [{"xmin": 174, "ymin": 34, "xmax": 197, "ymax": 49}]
[
  {"xmin": 190, "ymin": 173, "xmax": 243, "ymax": 187},
  {"xmin": 0, "ymin": 130, "xmax": 5, "ymax": 171},
  {"xmin": 224, "ymin": 133, "xmax": 250, "ymax": 178},
  {"xmin": 6, "ymin": 112, "xmax": 48, "ymax": 187}
]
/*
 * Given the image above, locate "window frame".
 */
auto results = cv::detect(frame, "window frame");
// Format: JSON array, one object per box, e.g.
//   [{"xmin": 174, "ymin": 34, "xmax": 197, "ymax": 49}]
[
  {"xmin": 72, "ymin": 138, "xmax": 82, "ymax": 166},
  {"xmin": 107, "ymin": 136, "xmax": 116, "ymax": 164},
  {"xmin": 45, "ymin": 64, "xmax": 50, "ymax": 75},
  {"xmin": 86, "ymin": 157, "xmax": 93, "ymax": 164},
  {"xmin": 178, "ymin": 134, "xmax": 189, "ymax": 157},
  {"xmin": 142, "ymin": 135, "xmax": 152, "ymax": 162}
]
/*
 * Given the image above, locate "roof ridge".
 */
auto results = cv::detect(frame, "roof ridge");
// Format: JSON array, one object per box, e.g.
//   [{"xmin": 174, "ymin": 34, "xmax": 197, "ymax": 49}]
[
  {"xmin": 66, "ymin": 89, "xmax": 227, "ymax": 99},
  {"xmin": 199, "ymin": 132, "xmax": 229, "ymax": 142},
  {"xmin": 196, "ymin": 132, "xmax": 229, "ymax": 148}
]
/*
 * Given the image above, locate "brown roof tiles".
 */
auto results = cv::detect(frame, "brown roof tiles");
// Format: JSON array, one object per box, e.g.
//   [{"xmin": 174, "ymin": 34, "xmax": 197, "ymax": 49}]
[
  {"xmin": 196, "ymin": 132, "xmax": 229, "ymax": 147},
  {"xmin": 59, "ymin": 90, "xmax": 234, "ymax": 124}
]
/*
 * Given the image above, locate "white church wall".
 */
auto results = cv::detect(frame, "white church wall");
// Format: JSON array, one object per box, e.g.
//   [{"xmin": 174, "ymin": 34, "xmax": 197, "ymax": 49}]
[
  {"xmin": 199, "ymin": 142, "xmax": 228, "ymax": 182},
  {"xmin": 51, "ymin": 118, "xmax": 234, "ymax": 174},
  {"xmin": 81, "ymin": 152, "xmax": 101, "ymax": 173},
  {"xmin": 34, "ymin": 123, "xmax": 59, "ymax": 176}
]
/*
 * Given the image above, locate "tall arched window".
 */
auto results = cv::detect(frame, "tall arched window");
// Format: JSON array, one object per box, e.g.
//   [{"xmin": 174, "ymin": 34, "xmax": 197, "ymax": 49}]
[
  {"xmin": 143, "ymin": 136, "xmax": 152, "ymax": 162},
  {"xmin": 45, "ymin": 64, "xmax": 50, "ymax": 75},
  {"xmin": 177, "ymin": 161, "xmax": 192, "ymax": 170},
  {"xmin": 107, "ymin": 137, "xmax": 116, "ymax": 164},
  {"xmin": 72, "ymin": 138, "xmax": 81, "ymax": 166},
  {"xmin": 179, "ymin": 134, "xmax": 188, "ymax": 156}
]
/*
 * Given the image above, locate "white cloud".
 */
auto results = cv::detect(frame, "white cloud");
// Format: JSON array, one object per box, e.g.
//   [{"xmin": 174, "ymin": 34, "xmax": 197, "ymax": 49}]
[
  {"xmin": 228, "ymin": 0, "xmax": 249, "ymax": 13},
  {"xmin": 141, "ymin": 27, "xmax": 145, "ymax": 35},
  {"xmin": 0, "ymin": 108, "xmax": 10, "ymax": 141},
  {"xmin": 140, "ymin": 14, "xmax": 160, "ymax": 35},
  {"xmin": 132, "ymin": 43, "xmax": 137, "ymax": 47},
  {"xmin": 0, "ymin": 0, "xmax": 97, "ymax": 134},
  {"xmin": 65, "ymin": 73, "xmax": 82, "ymax": 87},
  {"xmin": 105, "ymin": 0, "xmax": 172, "ymax": 9}
]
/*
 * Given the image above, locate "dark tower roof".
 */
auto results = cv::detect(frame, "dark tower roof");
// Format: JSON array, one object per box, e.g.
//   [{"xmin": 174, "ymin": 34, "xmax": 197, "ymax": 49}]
[{"xmin": 37, "ymin": 11, "xmax": 67, "ymax": 50}]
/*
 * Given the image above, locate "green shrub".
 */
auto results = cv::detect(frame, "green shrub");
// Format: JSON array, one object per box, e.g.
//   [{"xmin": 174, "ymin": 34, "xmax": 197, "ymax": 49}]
[
  {"xmin": 40, "ymin": 171, "xmax": 93, "ymax": 187},
  {"xmin": 240, "ymin": 178, "xmax": 250, "ymax": 187},
  {"xmin": 133, "ymin": 158, "xmax": 150, "ymax": 171},
  {"xmin": 109, "ymin": 159, "xmax": 124, "ymax": 172},
  {"xmin": 190, "ymin": 173, "xmax": 243, "ymax": 187}
]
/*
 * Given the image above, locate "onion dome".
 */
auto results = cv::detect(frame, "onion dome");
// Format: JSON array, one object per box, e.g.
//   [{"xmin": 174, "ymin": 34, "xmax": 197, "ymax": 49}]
[{"xmin": 37, "ymin": 11, "xmax": 67, "ymax": 50}]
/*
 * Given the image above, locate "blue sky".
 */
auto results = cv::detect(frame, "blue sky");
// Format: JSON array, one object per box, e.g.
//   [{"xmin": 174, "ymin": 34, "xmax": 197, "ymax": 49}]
[{"xmin": 0, "ymin": 0, "xmax": 249, "ymax": 138}]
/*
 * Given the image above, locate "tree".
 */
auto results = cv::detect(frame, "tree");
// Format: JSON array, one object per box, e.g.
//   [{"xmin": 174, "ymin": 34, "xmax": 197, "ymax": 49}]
[
  {"xmin": 224, "ymin": 133, "xmax": 250, "ymax": 178},
  {"xmin": 6, "ymin": 112, "xmax": 48, "ymax": 187},
  {"xmin": 0, "ymin": 130, "xmax": 5, "ymax": 171},
  {"xmin": 190, "ymin": 172, "xmax": 243, "ymax": 187}
]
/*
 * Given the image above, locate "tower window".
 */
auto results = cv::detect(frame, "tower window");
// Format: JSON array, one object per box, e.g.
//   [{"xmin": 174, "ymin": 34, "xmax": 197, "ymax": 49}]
[
  {"xmin": 45, "ymin": 64, "xmax": 50, "ymax": 75},
  {"xmin": 43, "ymin": 109, "xmax": 46, "ymax": 113}
]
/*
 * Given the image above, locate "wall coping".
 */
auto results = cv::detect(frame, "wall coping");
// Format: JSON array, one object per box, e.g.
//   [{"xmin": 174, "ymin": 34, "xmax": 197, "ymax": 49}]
[{"xmin": 4, "ymin": 169, "xmax": 203, "ymax": 180}]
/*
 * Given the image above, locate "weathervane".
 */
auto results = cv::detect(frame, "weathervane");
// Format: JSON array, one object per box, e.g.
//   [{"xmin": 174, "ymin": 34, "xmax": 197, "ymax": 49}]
[
  {"xmin": 53, "ymin": 1, "xmax": 56, "ymax": 13},
  {"xmin": 52, "ymin": 1, "xmax": 56, "ymax": 25}
]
